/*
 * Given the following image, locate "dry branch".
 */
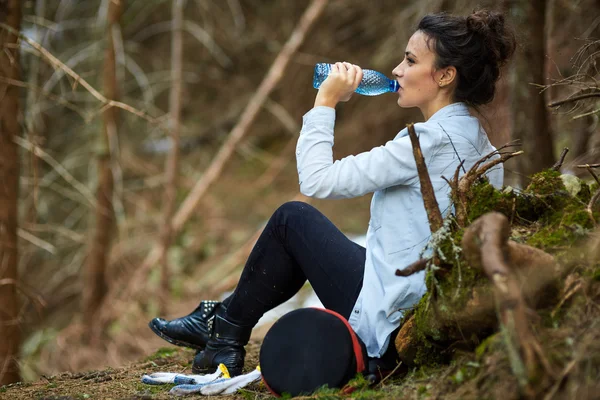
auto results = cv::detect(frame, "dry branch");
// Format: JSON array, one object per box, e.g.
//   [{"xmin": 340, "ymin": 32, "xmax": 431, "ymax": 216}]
[
  {"xmin": 578, "ymin": 164, "xmax": 600, "ymax": 186},
  {"xmin": 13, "ymin": 136, "xmax": 96, "ymax": 206},
  {"xmin": 445, "ymin": 144, "xmax": 523, "ymax": 227},
  {"xmin": 97, "ymin": 0, "xmax": 329, "ymax": 327},
  {"xmin": 551, "ymin": 148, "xmax": 569, "ymax": 171},
  {"xmin": 406, "ymin": 123, "xmax": 443, "ymax": 232},
  {"xmin": 548, "ymin": 92, "xmax": 600, "ymax": 108},
  {"xmin": 576, "ymin": 163, "xmax": 600, "ymax": 169},
  {"xmin": 395, "ymin": 258, "xmax": 429, "ymax": 277},
  {"xmin": 0, "ymin": 22, "xmax": 165, "ymax": 128}
]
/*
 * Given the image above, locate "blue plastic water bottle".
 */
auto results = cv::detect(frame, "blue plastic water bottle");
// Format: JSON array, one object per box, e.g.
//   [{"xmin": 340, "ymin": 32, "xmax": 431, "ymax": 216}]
[{"xmin": 312, "ymin": 63, "xmax": 399, "ymax": 96}]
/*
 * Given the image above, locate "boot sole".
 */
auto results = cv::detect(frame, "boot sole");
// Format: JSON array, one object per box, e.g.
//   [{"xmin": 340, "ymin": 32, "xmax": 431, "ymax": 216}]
[{"xmin": 148, "ymin": 320, "xmax": 206, "ymax": 350}]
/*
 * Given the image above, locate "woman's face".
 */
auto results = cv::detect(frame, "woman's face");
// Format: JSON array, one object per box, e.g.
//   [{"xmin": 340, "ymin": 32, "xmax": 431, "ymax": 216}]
[{"xmin": 392, "ymin": 31, "xmax": 444, "ymax": 111}]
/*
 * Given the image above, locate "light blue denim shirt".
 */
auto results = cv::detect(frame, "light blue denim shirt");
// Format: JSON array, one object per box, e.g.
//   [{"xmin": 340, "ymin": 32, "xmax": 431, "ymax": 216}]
[{"xmin": 296, "ymin": 102, "xmax": 503, "ymax": 357}]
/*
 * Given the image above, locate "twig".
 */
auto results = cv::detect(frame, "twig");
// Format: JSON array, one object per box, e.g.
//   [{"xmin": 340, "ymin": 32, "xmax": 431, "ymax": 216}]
[
  {"xmin": 0, "ymin": 76, "xmax": 87, "ymax": 119},
  {"xmin": 395, "ymin": 258, "xmax": 429, "ymax": 277},
  {"xmin": 378, "ymin": 361, "xmax": 404, "ymax": 387},
  {"xmin": 13, "ymin": 136, "xmax": 96, "ymax": 206},
  {"xmin": 576, "ymin": 163, "xmax": 600, "ymax": 169},
  {"xmin": 406, "ymin": 123, "xmax": 443, "ymax": 232},
  {"xmin": 548, "ymin": 92, "xmax": 600, "ymax": 107},
  {"xmin": 579, "ymin": 165, "xmax": 600, "ymax": 186},
  {"xmin": 16, "ymin": 228, "xmax": 55, "ymax": 254},
  {"xmin": 573, "ymin": 107, "xmax": 600, "ymax": 120},
  {"xmin": 588, "ymin": 187, "xmax": 600, "ymax": 224},
  {"xmin": 551, "ymin": 148, "xmax": 569, "ymax": 171},
  {"xmin": 447, "ymin": 144, "xmax": 523, "ymax": 227},
  {"xmin": 0, "ymin": 279, "xmax": 47, "ymax": 310}
]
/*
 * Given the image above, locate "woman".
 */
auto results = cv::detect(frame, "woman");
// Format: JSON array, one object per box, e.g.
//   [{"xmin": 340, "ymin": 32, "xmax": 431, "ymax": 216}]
[{"xmin": 149, "ymin": 9, "xmax": 516, "ymax": 377}]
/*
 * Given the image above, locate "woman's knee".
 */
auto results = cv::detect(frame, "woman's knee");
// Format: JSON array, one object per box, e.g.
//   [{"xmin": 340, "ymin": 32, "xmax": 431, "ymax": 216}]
[{"xmin": 271, "ymin": 201, "xmax": 318, "ymax": 225}]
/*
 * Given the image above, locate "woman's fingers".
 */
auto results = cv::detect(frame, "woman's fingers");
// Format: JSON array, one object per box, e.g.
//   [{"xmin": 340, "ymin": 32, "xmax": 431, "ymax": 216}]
[
  {"xmin": 353, "ymin": 64, "xmax": 363, "ymax": 88},
  {"xmin": 315, "ymin": 61, "xmax": 362, "ymax": 106},
  {"xmin": 344, "ymin": 62, "xmax": 356, "ymax": 85}
]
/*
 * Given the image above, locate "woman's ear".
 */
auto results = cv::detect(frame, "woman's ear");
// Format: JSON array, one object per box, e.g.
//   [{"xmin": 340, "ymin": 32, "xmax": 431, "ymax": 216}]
[{"xmin": 439, "ymin": 66, "xmax": 457, "ymax": 87}]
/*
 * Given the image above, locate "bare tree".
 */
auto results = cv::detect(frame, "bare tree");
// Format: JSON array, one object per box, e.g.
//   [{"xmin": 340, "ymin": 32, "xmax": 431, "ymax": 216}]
[
  {"xmin": 509, "ymin": 0, "xmax": 555, "ymax": 186},
  {"xmin": 82, "ymin": 0, "xmax": 123, "ymax": 334},
  {"xmin": 158, "ymin": 0, "xmax": 184, "ymax": 311},
  {"xmin": 0, "ymin": 0, "xmax": 22, "ymax": 385}
]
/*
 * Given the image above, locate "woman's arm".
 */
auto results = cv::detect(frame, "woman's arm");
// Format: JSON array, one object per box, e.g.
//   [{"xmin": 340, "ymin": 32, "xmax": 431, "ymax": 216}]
[{"xmin": 296, "ymin": 109, "xmax": 437, "ymax": 199}]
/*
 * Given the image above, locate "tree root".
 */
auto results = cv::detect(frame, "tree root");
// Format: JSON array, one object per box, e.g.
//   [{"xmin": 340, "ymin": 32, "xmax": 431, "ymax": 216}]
[
  {"xmin": 462, "ymin": 212, "xmax": 556, "ymax": 396},
  {"xmin": 395, "ymin": 212, "xmax": 559, "ymax": 397}
]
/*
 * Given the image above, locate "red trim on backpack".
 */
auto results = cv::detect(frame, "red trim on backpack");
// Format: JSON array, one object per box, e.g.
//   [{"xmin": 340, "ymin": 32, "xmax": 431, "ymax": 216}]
[
  {"xmin": 262, "ymin": 376, "xmax": 280, "ymax": 397},
  {"xmin": 317, "ymin": 308, "xmax": 366, "ymax": 374}
]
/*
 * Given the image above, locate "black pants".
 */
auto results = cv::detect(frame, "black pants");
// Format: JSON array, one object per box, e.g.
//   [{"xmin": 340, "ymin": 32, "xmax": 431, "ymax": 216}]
[{"xmin": 223, "ymin": 201, "xmax": 366, "ymax": 326}]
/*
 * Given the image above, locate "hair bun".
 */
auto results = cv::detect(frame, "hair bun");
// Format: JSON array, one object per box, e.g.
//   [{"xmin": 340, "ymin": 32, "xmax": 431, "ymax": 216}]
[
  {"xmin": 466, "ymin": 9, "xmax": 515, "ymax": 66},
  {"xmin": 466, "ymin": 10, "xmax": 502, "ymax": 35}
]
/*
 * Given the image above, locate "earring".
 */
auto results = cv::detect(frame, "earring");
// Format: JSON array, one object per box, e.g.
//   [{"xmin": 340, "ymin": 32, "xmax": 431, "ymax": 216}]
[{"xmin": 439, "ymin": 80, "xmax": 444, "ymax": 87}]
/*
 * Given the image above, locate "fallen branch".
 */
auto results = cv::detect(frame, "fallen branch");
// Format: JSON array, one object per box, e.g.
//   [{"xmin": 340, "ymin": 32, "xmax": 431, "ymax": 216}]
[{"xmin": 407, "ymin": 123, "xmax": 443, "ymax": 232}]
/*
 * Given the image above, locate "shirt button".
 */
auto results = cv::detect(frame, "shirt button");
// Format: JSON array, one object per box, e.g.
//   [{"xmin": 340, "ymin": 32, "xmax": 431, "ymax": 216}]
[
  {"xmin": 354, "ymin": 309, "xmax": 359, "ymax": 314},
  {"xmin": 296, "ymin": 150, "xmax": 300, "ymax": 155}
]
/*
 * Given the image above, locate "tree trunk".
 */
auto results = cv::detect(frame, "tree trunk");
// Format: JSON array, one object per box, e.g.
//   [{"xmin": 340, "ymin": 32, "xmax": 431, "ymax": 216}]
[
  {"xmin": 158, "ymin": 0, "xmax": 184, "ymax": 312},
  {"xmin": 82, "ymin": 0, "xmax": 123, "ymax": 333},
  {"xmin": 0, "ymin": 0, "xmax": 22, "ymax": 385},
  {"xmin": 509, "ymin": 0, "xmax": 555, "ymax": 186}
]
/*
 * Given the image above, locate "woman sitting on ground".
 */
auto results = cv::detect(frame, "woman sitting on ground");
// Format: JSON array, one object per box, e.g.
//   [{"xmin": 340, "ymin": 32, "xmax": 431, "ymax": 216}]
[{"xmin": 149, "ymin": 9, "xmax": 516, "ymax": 377}]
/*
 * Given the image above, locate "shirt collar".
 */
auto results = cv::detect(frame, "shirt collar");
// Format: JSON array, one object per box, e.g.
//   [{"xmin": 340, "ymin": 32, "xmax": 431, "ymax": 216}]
[{"xmin": 427, "ymin": 102, "xmax": 470, "ymax": 122}]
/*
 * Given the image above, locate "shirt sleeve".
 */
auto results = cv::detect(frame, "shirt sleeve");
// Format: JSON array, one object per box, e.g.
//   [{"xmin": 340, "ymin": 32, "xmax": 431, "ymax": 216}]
[{"xmin": 296, "ymin": 106, "xmax": 438, "ymax": 199}]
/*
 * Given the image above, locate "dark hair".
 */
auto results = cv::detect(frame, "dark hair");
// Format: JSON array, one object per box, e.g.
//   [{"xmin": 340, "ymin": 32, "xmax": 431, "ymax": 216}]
[{"xmin": 417, "ymin": 10, "xmax": 516, "ymax": 106}]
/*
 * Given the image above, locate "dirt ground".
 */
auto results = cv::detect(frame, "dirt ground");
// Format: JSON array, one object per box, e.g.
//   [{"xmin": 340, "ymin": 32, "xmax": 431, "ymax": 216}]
[{"xmin": 0, "ymin": 341, "xmax": 266, "ymax": 400}]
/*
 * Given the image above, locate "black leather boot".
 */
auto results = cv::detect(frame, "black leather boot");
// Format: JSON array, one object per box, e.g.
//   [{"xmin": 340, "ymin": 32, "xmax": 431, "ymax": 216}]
[
  {"xmin": 192, "ymin": 312, "xmax": 252, "ymax": 377},
  {"xmin": 148, "ymin": 300, "xmax": 221, "ymax": 350}
]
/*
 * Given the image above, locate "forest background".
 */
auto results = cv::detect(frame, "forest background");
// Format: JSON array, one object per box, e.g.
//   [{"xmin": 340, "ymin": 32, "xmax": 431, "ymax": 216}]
[{"xmin": 0, "ymin": 0, "xmax": 599, "ymax": 396}]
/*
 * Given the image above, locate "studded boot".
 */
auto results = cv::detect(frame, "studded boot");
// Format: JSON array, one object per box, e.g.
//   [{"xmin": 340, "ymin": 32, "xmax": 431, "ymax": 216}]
[
  {"xmin": 149, "ymin": 300, "xmax": 221, "ymax": 350},
  {"xmin": 191, "ymin": 310, "xmax": 252, "ymax": 377}
]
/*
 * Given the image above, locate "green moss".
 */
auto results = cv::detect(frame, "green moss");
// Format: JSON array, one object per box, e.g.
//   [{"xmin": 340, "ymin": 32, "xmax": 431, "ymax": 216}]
[
  {"xmin": 144, "ymin": 346, "xmax": 177, "ymax": 361},
  {"xmin": 525, "ymin": 169, "xmax": 565, "ymax": 196},
  {"xmin": 576, "ymin": 180, "xmax": 593, "ymax": 203},
  {"xmin": 527, "ymin": 201, "xmax": 595, "ymax": 250},
  {"xmin": 412, "ymin": 293, "xmax": 445, "ymax": 366},
  {"xmin": 467, "ymin": 179, "xmax": 515, "ymax": 222},
  {"xmin": 135, "ymin": 381, "xmax": 175, "ymax": 395},
  {"xmin": 475, "ymin": 333, "xmax": 499, "ymax": 359}
]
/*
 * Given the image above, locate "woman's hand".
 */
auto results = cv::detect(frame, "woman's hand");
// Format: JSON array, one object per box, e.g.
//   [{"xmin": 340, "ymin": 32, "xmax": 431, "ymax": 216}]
[{"xmin": 314, "ymin": 62, "xmax": 363, "ymax": 108}]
